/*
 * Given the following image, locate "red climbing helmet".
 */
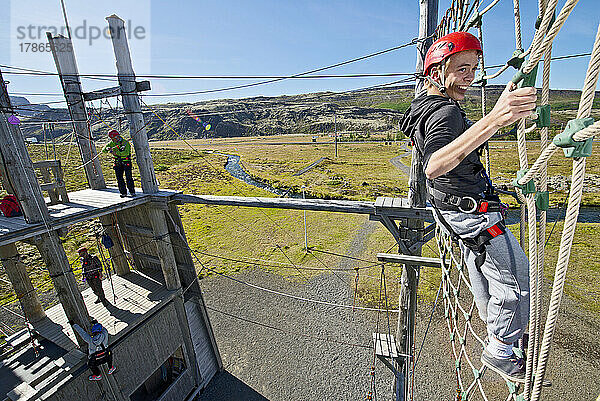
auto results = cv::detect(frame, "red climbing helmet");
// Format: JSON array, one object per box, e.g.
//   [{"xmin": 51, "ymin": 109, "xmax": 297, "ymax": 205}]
[
  {"xmin": 424, "ymin": 32, "xmax": 482, "ymax": 76},
  {"xmin": 108, "ymin": 129, "xmax": 120, "ymax": 139}
]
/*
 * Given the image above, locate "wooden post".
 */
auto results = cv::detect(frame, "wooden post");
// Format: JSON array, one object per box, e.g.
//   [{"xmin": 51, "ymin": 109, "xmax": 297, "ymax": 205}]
[
  {"xmin": 0, "ymin": 244, "xmax": 45, "ymax": 323},
  {"xmin": 414, "ymin": 0, "xmax": 439, "ymax": 96},
  {"xmin": 334, "ymin": 113, "xmax": 338, "ymax": 158},
  {"xmin": 36, "ymin": 231, "xmax": 90, "ymax": 345},
  {"xmin": 47, "ymin": 33, "xmax": 105, "ymax": 190},
  {"xmin": 106, "ymin": 15, "xmax": 159, "ymax": 194},
  {"xmin": 147, "ymin": 205, "xmax": 181, "ymax": 290},
  {"xmin": 0, "ymin": 70, "xmax": 51, "ymax": 224},
  {"xmin": 102, "ymin": 218, "xmax": 131, "ymax": 276},
  {"xmin": 147, "ymin": 204, "xmax": 203, "ymax": 386},
  {"xmin": 394, "ymin": 1, "xmax": 438, "ymax": 400},
  {"xmin": 0, "ymin": 151, "xmax": 15, "ymax": 194},
  {"xmin": 47, "ymin": 33, "xmax": 130, "ymax": 276},
  {"xmin": 0, "ymin": 68, "xmax": 90, "ymax": 342}
]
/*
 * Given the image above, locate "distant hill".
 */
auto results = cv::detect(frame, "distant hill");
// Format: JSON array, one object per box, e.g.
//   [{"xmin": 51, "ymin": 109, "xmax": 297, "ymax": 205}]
[
  {"xmin": 14, "ymin": 85, "xmax": 600, "ymax": 141},
  {"xmin": 9, "ymin": 96, "xmax": 51, "ymax": 116}
]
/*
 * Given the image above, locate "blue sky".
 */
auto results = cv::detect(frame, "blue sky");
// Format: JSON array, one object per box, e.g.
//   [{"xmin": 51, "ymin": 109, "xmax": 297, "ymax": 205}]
[{"xmin": 0, "ymin": 0, "xmax": 599, "ymax": 106}]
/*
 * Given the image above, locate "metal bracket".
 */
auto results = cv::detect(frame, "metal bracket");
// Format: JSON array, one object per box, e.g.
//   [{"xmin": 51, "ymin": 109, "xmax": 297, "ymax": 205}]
[
  {"xmin": 379, "ymin": 215, "xmax": 412, "ymax": 255},
  {"xmin": 408, "ymin": 222, "xmax": 436, "ymax": 253}
]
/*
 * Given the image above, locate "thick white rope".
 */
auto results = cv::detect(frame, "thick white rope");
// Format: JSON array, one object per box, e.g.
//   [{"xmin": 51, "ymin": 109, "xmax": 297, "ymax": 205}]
[
  {"xmin": 523, "ymin": 0, "xmax": 577, "ymax": 75},
  {"xmin": 534, "ymin": 22, "xmax": 553, "ymax": 378},
  {"xmin": 530, "ymin": 21, "xmax": 600, "ymax": 401},
  {"xmin": 513, "ymin": 0, "xmax": 522, "ymax": 50},
  {"xmin": 479, "ymin": 0, "xmax": 501, "ymax": 17},
  {"xmin": 525, "ymin": 1, "xmax": 554, "ymax": 395}
]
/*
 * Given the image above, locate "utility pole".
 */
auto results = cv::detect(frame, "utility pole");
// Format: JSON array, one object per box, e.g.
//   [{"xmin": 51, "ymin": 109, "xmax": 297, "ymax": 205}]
[
  {"xmin": 47, "ymin": 34, "xmax": 105, "ymax": 189},
  {"xmin": 107, "ymin": 15, "xmax": 158, "ymax": 194},
  {"xmin": 394, "ymin": 1, "xmax": 438, "ymax": 400},
  {"xmin": 47, "ymin": 33, "xmax": 130, "ymax": 277},
  {"xmin": 0, "ymin": 69, "xmax": 89, "ymax": 339},
  {"xmin": 302, "ymin": 186, "xmax": 308, "ymax": 251},
  {"xmin": 334, "ymin": 112, "xmax": 338, "ymax": 158},
  {"xmin": 106, "ymin": 15, "xmax": 203, "ymax": 388}
]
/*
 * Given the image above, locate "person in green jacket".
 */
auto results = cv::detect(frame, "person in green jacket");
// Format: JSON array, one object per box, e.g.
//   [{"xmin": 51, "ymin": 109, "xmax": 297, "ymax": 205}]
[{"xmin": 103, "ymin": 130, "xmax": 136, "ymax": 198}]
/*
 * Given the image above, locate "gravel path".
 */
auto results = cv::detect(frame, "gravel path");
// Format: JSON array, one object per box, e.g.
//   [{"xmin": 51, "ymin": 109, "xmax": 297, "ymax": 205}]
[
  {"xmin": 389, "ymin": 141, "xmax": 411, "ymax": 177},
  {"xmin": 197, "ymin": 219, "xmax": 398, "ymax": 401},
  {"xmin": 199, "ymin": 267, "xmax": 600, "ymax": 401},
  {"xmin": 197, "ymin": 216, "xmax": 600, "ymax": 401}
]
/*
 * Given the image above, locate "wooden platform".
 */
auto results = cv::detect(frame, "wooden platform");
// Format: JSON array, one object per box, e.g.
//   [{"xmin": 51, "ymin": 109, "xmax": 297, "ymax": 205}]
[
  {"xmin": 377, "ymin": 252, "xmax": 448, "ymax": 268},
  {"xmin": 373, "ymin": 197, "xmax": 433, "ymax": 219},
  {"xmin": 174, "ymin": 194, "xmax": 434, "ymax": 219},
  {"xmin": 31, "ymin": 270, "xmax": 175, "ymax": 352},
  {"xmin": 0, "ymin": 187, "xmax": 180, "ymax": 246}
]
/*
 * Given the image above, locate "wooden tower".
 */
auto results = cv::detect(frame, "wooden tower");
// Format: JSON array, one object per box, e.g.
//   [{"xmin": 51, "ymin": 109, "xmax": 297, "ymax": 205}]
[{"xmin": 0, "ymin": 15, "xmax": 221, "ymax": 401}]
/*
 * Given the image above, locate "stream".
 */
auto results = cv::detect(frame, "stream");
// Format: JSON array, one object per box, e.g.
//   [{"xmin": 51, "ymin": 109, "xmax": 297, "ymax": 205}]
[{"xmin": 220, "ymin": 152, "xmax": 600, "ymax": 223}]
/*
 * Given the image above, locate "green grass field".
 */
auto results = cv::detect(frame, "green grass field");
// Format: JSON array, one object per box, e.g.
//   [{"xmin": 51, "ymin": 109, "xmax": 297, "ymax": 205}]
[{"xmin": 1, "ymin": 137, "xmax": 598, "ymax": 320}]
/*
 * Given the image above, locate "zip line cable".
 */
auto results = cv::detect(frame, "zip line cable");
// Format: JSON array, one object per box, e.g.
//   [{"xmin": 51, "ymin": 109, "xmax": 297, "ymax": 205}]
[
  {"xmin": 0, "ymin": 50, "xmax": 589, "ymax": 104},
  {"xmin": 138, "ymin": 97, "xmax": 361, "ymax": 284},
  {"xmin": 205, "ymin": 305, "xmax": 372, "ymax": 349},
  {"xmin": 1, "ymin": 35, "xmax": 424, "ymax": 83},
  {"xmin": 160, "ymin": 237, "xmax": 399, "ymax": 313}
]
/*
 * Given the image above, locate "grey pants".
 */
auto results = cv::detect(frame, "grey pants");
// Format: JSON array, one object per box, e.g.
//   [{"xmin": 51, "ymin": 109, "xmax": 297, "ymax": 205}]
[{"xmin": 437, "ymin": 211, "xmax": 530, "ymax": 344}]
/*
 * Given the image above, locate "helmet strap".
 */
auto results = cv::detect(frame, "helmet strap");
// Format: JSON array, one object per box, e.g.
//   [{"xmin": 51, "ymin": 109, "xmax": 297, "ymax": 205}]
[{"xmin": 426, "ymin": 61, "xmax": 447, "ymax": 96}]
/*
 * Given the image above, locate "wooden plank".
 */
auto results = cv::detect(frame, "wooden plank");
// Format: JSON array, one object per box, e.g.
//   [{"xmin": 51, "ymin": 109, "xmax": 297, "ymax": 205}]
[
  {"xmin": 175, "ymin": 194, "xmax": 376, "ymax": 215},
  {"xmin": 0, "ymin": 217, "xmax": 28, "ymax": 231},
  {"xmin": 377, "ymin": 252, "xmax": 447, "ymax": 268},
  {"xmin": 32, "ymin": 160, "xmax": 60, "ymax": 169},
  {"xmin": 40, "ymin": 182, "xmax": 60, "ymax": 192},
  {"xmin": 0, "ymin": 243, "xmax": 46, "ymax": 323},
  {"xmin": 0, "ymin": 189, "xmax": 172, "ymax": 246},
  {"xmin": 124, "ymin": 224, "xmax": 154, "ymax": 237},
  {"xmin": 82, "ymin": 81, "xmax": 151, "ymax": 101},
  {"xmin": 48, "ymin": 33, "xmax": 105, "ymax": 189},
  {"xmin": 0, "ymin": 70, "xmax": 51, "ymax": 224},
  {"xmin": 373, "ymin": 332, "xmax": 398, "ymax": 358},
  {"xmin": 107, "ymin": 16, "xmax": 158, "ymax": 194},
  {"xmin": 33, "ymin": 271, "xmax": 171, "ymax": 352},
  {"xmin": 391, "ymin": 197, "xmax": 404, "ymax": 208},
  {"xmin": 133, "ymin": 252, "xmax": 161, "ymax": 266}
]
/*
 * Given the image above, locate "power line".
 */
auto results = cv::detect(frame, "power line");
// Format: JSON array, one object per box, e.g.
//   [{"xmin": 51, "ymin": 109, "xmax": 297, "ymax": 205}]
[
  {"xmin": 2, "ymin": 70, "xmax": 416, "ymax": 80},
  {"xmin": 202, "ymin": 262, "xmax": 398, "ymax": 313},
  {"xmin": 2, "ymin": 36, "xmax": 423, "ymax": 99}
]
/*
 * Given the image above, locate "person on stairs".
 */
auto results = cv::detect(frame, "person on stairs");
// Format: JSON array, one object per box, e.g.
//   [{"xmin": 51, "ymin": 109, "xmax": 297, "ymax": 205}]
[
  {"xmin": 79, "ymin": 247, "xmax": 108, "ymax": 305},
  {"xmin": 103, "ymin": 129, "xmax": 136, "ymax": 198},
  {"xmin": 401, "ymin": 32, "xmax": 536, "ymax": 383},
  {"xmin": 73, "ymin": 319, "xmax": 117, "ymax": 381}
]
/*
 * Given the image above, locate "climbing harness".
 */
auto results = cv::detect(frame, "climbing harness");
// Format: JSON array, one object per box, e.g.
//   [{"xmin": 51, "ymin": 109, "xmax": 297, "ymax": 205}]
[{"xmin": 427, "ymin": 186, "xmax": 508, "ymax": 214}]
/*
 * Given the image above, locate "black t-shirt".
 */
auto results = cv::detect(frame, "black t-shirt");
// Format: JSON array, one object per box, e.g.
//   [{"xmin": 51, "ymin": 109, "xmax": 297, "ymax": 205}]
[{"xmin": 401, "ymin": 94, "xmax": 488, "ymax": 202}]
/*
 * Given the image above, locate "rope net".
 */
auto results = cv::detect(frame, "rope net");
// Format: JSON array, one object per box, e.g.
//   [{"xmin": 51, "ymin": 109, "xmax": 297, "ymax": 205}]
[
  {"xmin": 437, "ymin": 228, "xmax": 523, "ymax": 401},
  {"xmin": 427, "ymin": 0, "xmax": 600, "ymax": 400}
]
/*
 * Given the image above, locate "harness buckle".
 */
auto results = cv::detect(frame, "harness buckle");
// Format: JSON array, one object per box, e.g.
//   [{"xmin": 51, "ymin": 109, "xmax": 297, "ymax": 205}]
[{"xmin": 458, "ymin": 196, "xmax": 478, "ymax": 213}]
